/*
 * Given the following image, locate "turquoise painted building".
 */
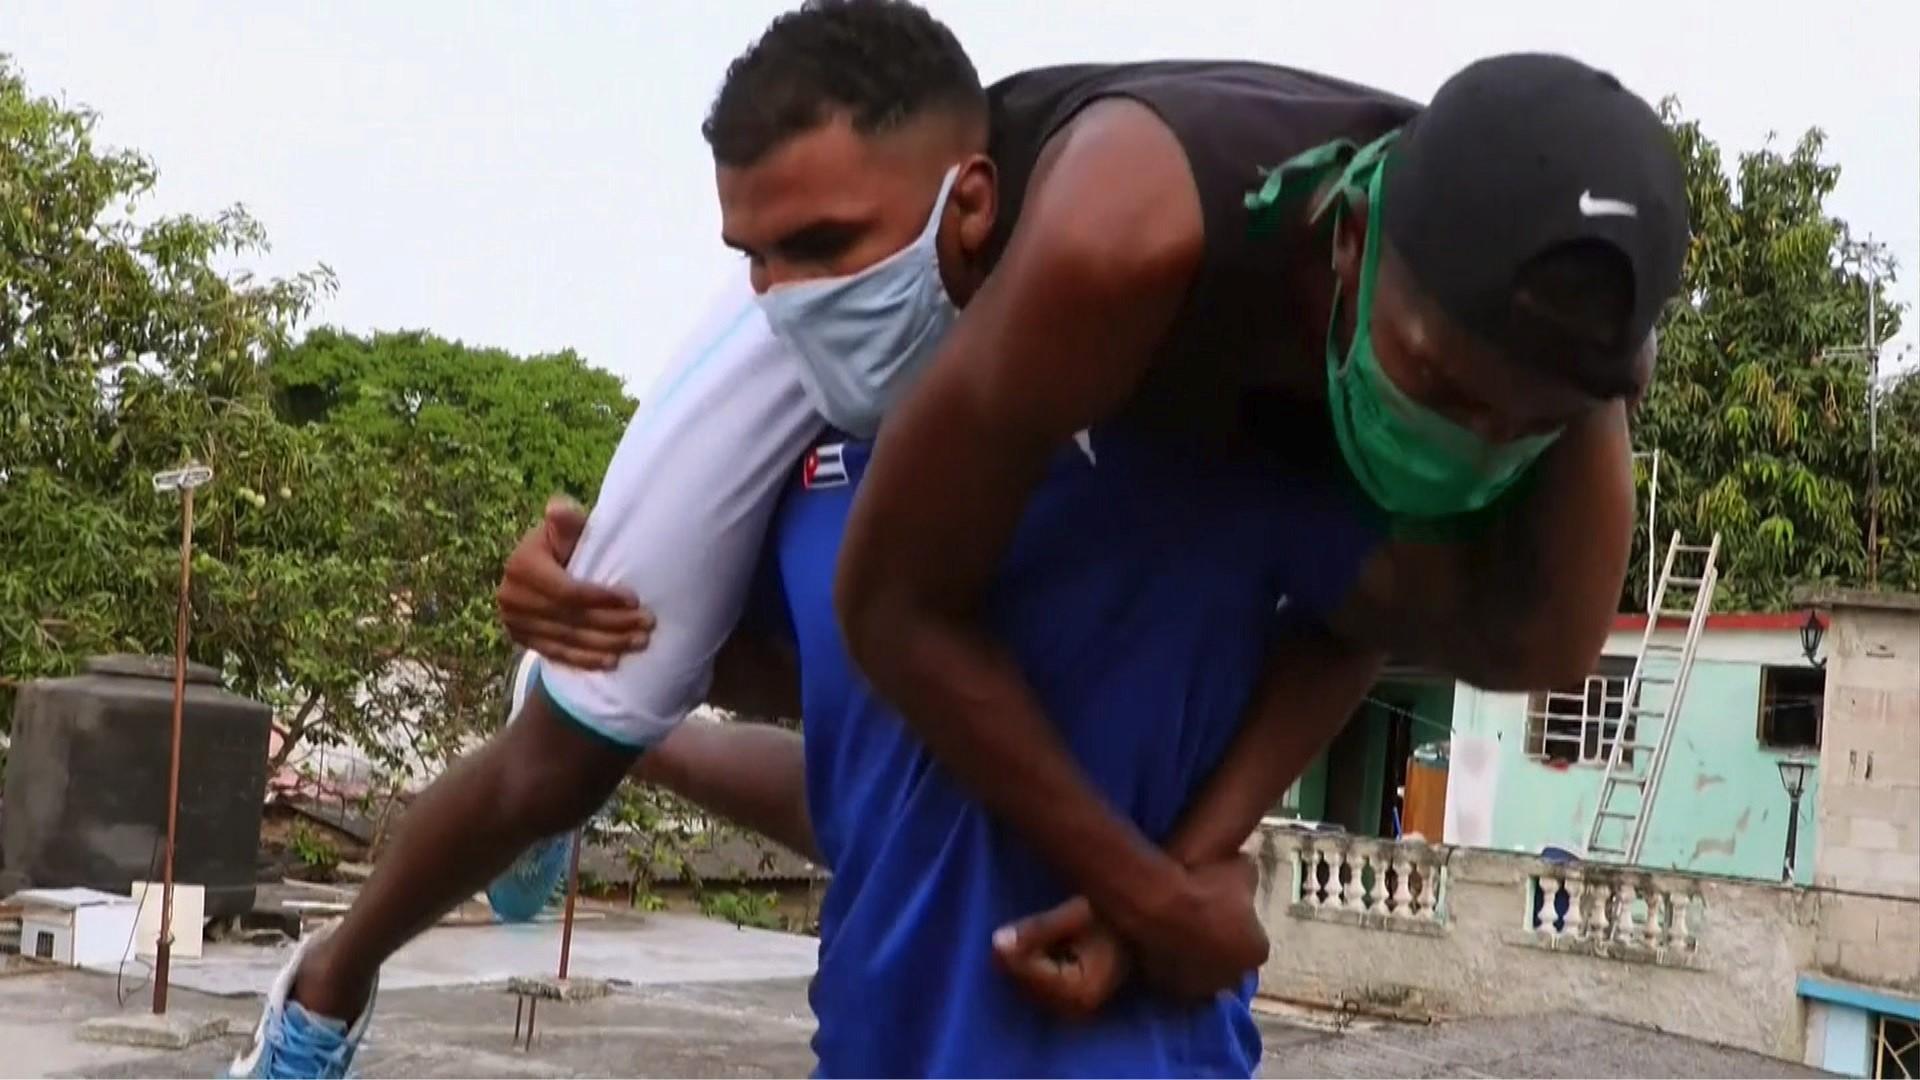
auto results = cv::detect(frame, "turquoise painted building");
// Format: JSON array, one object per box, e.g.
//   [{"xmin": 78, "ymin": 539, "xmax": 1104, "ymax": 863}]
[
  {"xmin": 1271, "ymin": 614, "xmax": 1829, "ymax": 885},
  {"xmin": 1446, "ymin": 613, "xmax": 1828, "ymax": 883}
]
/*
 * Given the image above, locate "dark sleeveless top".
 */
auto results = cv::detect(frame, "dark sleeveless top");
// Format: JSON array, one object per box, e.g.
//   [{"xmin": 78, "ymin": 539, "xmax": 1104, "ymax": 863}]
[{"xmin": 983, "ymin": 61, "xmax": 1418, "ymax": 464}]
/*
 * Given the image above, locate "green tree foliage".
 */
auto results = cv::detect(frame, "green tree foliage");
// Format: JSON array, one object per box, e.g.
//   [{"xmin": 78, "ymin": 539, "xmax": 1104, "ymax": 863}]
[
  {"xmin": 1875, "ymin": 369, "xmax": 1920, "ymax": 586},
  {"xmin": 0, "ymin": 58, "xmax": 632, "ymax": 781},
  {"xmin": 1626, "ymin": 103, "xmax": 1915, "ymax": 610},
  {"xmin": 2, "ymin": 54, "xmax": 334, "ymax": 718},
  {"xmin": 269, "ymin": 328, "xmax": 631, "ymax": 503},
  {"xmin": 259, "ymin": 329, "xmax": 634, "ymax": 767}
]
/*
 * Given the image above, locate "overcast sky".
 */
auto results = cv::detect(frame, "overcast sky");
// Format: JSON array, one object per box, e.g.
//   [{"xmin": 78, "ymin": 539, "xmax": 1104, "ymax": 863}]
[{"xmin": 4, "ymin": 1, "xmax": 1915, "ymax": 391}]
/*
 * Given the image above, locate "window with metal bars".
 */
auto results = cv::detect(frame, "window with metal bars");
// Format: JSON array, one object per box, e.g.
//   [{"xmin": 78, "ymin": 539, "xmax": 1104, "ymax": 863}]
[
  {"xmin": 1524, "ymin": 655, "xmax": 1638, "ymax": 766},
  {"xmin": 1880, "ymin": 1015, "xmax": 1920, "ymax": 1079}
]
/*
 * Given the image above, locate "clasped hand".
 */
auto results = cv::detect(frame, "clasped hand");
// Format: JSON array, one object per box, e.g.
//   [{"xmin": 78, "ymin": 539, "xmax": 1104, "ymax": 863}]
[{"xmin": 495, "ymin": 500, "xmax": 1268, "ymax": 1020}]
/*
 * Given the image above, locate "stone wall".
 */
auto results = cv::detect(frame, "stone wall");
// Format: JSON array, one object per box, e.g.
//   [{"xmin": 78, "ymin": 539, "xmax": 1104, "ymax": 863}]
[
  {"xmin": 1248, "ymin": 825, "xmax": 1920, "ymax": 1063},
  {"xmin": 1806, "ymin": 590, "xmax": 1920, "ymax": 901},
  {"xmin": 1809, "ymin": 887, "xmax": 1920, "ymax": 996}
]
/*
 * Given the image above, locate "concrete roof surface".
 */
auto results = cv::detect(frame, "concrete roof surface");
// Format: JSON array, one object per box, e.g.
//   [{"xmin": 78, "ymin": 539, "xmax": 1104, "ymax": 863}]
[{"xmin": 2, "ymin": 915, "xmax": 1833, "ymax": 1078}]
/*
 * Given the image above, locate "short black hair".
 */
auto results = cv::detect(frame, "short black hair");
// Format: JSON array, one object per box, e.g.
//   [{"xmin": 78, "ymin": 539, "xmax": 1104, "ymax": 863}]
[
  {"xmin": 703, "ymin": 0, "xmax": 987, "ymax": 168},
  {"xmin": 1506, "ymin": 240, "xmax": 1639, "ymax": 398}
]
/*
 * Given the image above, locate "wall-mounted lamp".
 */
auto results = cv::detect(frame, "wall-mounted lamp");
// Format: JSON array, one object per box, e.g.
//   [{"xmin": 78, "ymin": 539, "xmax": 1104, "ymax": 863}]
[
  {"xmin": 1776, "ymin": 757, "xmax": 1814, "ymax": 801},
  {"xmin": 1799, "ymin": 609, "xmax": 1827, "ymax": 669},
  {"xmin": 1777, "ymin": 757, "xmax": 1815, "ymax": 883}
]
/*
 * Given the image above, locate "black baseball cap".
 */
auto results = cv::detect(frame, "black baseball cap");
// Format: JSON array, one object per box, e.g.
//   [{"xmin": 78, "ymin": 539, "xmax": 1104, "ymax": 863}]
[{"xmin": 1381, "ymin": 53, "xmax": 1689, "ymax": 395}]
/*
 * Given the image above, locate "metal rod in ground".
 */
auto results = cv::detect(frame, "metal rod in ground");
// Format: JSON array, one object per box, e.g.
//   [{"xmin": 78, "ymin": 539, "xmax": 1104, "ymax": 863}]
[
  {"xmin": 558, "ymin": 830, "xmax": 583, "ymax": 978},
  {"xmin": 522, "ymin": 829, "xmax": 585, "ymax": 1050},
  {"xmin": 153, "ymin": 483, "xmax": 196, "ymax": 1016}
]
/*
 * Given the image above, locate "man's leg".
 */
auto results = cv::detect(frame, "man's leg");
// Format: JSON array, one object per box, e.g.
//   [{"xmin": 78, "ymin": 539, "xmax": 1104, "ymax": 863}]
[
  {"xmin": 229, "ymin": 693, "xmax": 634, "ymax": 1077},
  {"xmin": 290, "ymin": 696, "xmax": 632, "ymax": 1016},
  {"xmin": 232, "ymin": 269, "xmax": 823, "ymax": 1078}
]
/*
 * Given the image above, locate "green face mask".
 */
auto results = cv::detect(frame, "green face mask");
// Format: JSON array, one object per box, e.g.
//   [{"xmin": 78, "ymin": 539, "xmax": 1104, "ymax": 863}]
[{"xmin": 1316, "ymin": 137, "xmax": 1561, "ymax": 521}]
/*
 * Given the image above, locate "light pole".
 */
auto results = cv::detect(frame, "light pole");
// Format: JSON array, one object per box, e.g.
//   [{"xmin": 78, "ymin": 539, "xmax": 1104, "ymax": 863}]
[
  {"xmin": 1837, "ymin": 238, "xmax": 1892, "ymax": 586},
  {"xmin": 1777, "ymin": 758, "xmax": 1814, "ymax": 884},
  {"xmin": 1867, "ymin": 243, "xmax": 1881, "ymax": 587},
  {"xmin": 1631, "ymin": 450, "xmax": 1660, "ymax": 614},
  {"xmin": 150, "ymin": 463, "xmax": 212, "ymax": 1015}
]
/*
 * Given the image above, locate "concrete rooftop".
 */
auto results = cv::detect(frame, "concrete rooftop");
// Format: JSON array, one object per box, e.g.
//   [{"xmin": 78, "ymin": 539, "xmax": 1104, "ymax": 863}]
[{"xmin": 2, "ymin": 911, "xmax": 1831, "ymax": 1078}]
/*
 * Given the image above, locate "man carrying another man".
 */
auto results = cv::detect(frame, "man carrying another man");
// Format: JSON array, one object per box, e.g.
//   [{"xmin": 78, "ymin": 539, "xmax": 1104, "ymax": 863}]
[{"xmin": 236, "ymin": 1, "xmax": 1685, "ymax": 1075}]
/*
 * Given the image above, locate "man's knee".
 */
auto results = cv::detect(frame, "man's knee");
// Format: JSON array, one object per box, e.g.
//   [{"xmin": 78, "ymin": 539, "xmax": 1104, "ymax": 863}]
[{"xmin": 492, "ymin": 690, "xmax": 639, "ymax": 836}]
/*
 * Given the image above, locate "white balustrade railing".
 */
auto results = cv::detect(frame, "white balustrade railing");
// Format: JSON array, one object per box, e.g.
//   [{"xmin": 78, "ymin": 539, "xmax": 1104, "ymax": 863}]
[
  {"xmin": 1291, "ymin": 836, "xmax": 1446, "ymax": 924},
  {"xmin": 1526, "ymin": 868, "xmax": 1705, "ymax": 954}
]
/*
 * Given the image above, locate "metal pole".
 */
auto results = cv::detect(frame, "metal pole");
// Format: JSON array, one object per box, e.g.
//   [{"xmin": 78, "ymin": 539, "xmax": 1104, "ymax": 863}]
[
  {"xmin": 524, "ymin": 830, "xmax": 584, "ymax": 1049},
  {"xmin": 557, "ymin": 831, "xmax": 582, "ymax": 980},
  {"xmin": 1632, "ymin": 450, "xmax": 1660, "ymax": 614},
  {"xmin": 1866, "ymin": 250, "xmax": 1880, "ymax": 587},
  {"xmin": 1647, "ymin": 450, "xmax": 1659, "ymax": 615},
  {"xmin": 1782, "ymin": 790, "xmax": 1802, "ymax": 884},
  {"xmin": 154, "ymin": 485, "xmax": 194, "ymax": 1015},
  {"xmin": 148, "ymin": 463, "xmax": 211, "ymax": 1016}
]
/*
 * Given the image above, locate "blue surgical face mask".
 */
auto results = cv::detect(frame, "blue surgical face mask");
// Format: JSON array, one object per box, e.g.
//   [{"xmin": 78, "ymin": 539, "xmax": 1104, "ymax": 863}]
[{"xmin": 755, "ymin": 166, "xmax": 961, "ymax": 438}]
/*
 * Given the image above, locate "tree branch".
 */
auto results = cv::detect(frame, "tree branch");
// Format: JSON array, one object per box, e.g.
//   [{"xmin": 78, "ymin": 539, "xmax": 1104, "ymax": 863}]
[{"xmin": 267, "ymin": 691, "xmax": 323, "ymax": 773}]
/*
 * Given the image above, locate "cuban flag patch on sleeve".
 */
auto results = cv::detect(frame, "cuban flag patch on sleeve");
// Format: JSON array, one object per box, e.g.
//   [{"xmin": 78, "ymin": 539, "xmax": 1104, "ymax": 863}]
[{"xmin": 802, "ymin": 442, "xmax": 848, "ymax": 489}]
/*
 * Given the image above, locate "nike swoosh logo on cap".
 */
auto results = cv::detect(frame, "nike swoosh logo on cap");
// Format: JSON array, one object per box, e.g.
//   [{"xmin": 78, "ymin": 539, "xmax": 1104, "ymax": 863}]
[{"xmin": 1579, "ymin": 191, "xmax": 1639, "ymax": 218}]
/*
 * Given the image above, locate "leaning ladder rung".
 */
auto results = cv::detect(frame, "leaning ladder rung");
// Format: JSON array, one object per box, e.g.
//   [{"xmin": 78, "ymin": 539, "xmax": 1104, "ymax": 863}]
[
  {"xmin": 1606, "ymin": 742, "xmax": 1662, "ymax": 755},
  {"xmin": 1586, "ymin": 531, "xmax": 1719, "ymax": 865}
]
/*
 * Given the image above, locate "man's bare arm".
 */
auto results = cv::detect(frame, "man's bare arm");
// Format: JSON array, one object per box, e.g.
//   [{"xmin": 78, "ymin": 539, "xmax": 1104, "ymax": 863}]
[
  {"xmin": 1338, "ymin": 401, "xmax": 1636, "ymax": 691},
  {"xmin": 1162, "ymin": 634, "xmax": 1387, "ymax": 865},
  {"xmin": 995, "ymin": 632, "xmax": 1384, "ymax": 1011},
  {"xmin": 835, "ymin": 100, "xmax": 1220, "ymax": 947}
]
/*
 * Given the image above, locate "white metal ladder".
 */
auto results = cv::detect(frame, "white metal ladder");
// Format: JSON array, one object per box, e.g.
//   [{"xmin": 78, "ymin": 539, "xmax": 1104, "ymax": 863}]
[{"xmin": 1583, "ymin": 530, "xmax": 1722, "ymax": 863}]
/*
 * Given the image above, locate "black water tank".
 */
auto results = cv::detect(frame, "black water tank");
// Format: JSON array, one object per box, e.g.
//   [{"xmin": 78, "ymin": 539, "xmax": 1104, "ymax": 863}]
[{"xmin": 1, "ymin": 654, "xmax": 271, "ymax": 917}]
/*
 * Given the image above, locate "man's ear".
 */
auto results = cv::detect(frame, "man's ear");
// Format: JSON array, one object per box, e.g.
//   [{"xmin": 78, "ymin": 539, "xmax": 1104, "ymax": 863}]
[
  {"xmin": 1331, "ymin": 190, "xmax": 1369, "ymax": 297},
  {"xmin": 951, "ymin": 152, "xmax": 998, "ymax": 257},
  {"xmin": 938, "ymin": 153, "xmax": 998, "ymax": 304}
]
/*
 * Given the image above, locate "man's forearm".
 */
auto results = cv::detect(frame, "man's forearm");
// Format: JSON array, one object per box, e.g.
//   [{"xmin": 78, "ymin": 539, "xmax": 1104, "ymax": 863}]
[
  {"xmin": 1362, "ymin": 405, "xmax": 1634, "ymax": 692},
  {"xmin": 637, "ymin": 716, "xmax": 818, "ymax": 863},
  {"xmin": 854, "ymin": 611, "xmax": 1188, "ymax": 924},
  {"xmin": 1454, "ymin": 405, "xmax": 1632, "ymax": 688},
  {"xmin": 293, "ymin": 694, "xmax": 635, "ymax": 1020},
  {"xmin": 1162, "ymin": 636, "xmax": 1385, "ymax": 866}
]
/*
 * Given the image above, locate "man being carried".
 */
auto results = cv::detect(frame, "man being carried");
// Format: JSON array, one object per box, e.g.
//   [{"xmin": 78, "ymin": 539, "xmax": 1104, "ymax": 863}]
[
  {"xmin": 234, "ymin": 1, "xmax": 1686, "ymax": 1074},
  {"xmin": 508, "ymin": 0, "xmax": 1683, "ymax": 994}
]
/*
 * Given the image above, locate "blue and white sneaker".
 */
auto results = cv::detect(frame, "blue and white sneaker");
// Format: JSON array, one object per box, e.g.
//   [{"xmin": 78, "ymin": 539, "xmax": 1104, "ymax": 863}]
[
  {"xmin": 486, "ymin": 832, "xmax": 573, "ymax": 923},
  {"xmin": 228, "ymin": 921, "xmax": 376, "ymax": 1079}
]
